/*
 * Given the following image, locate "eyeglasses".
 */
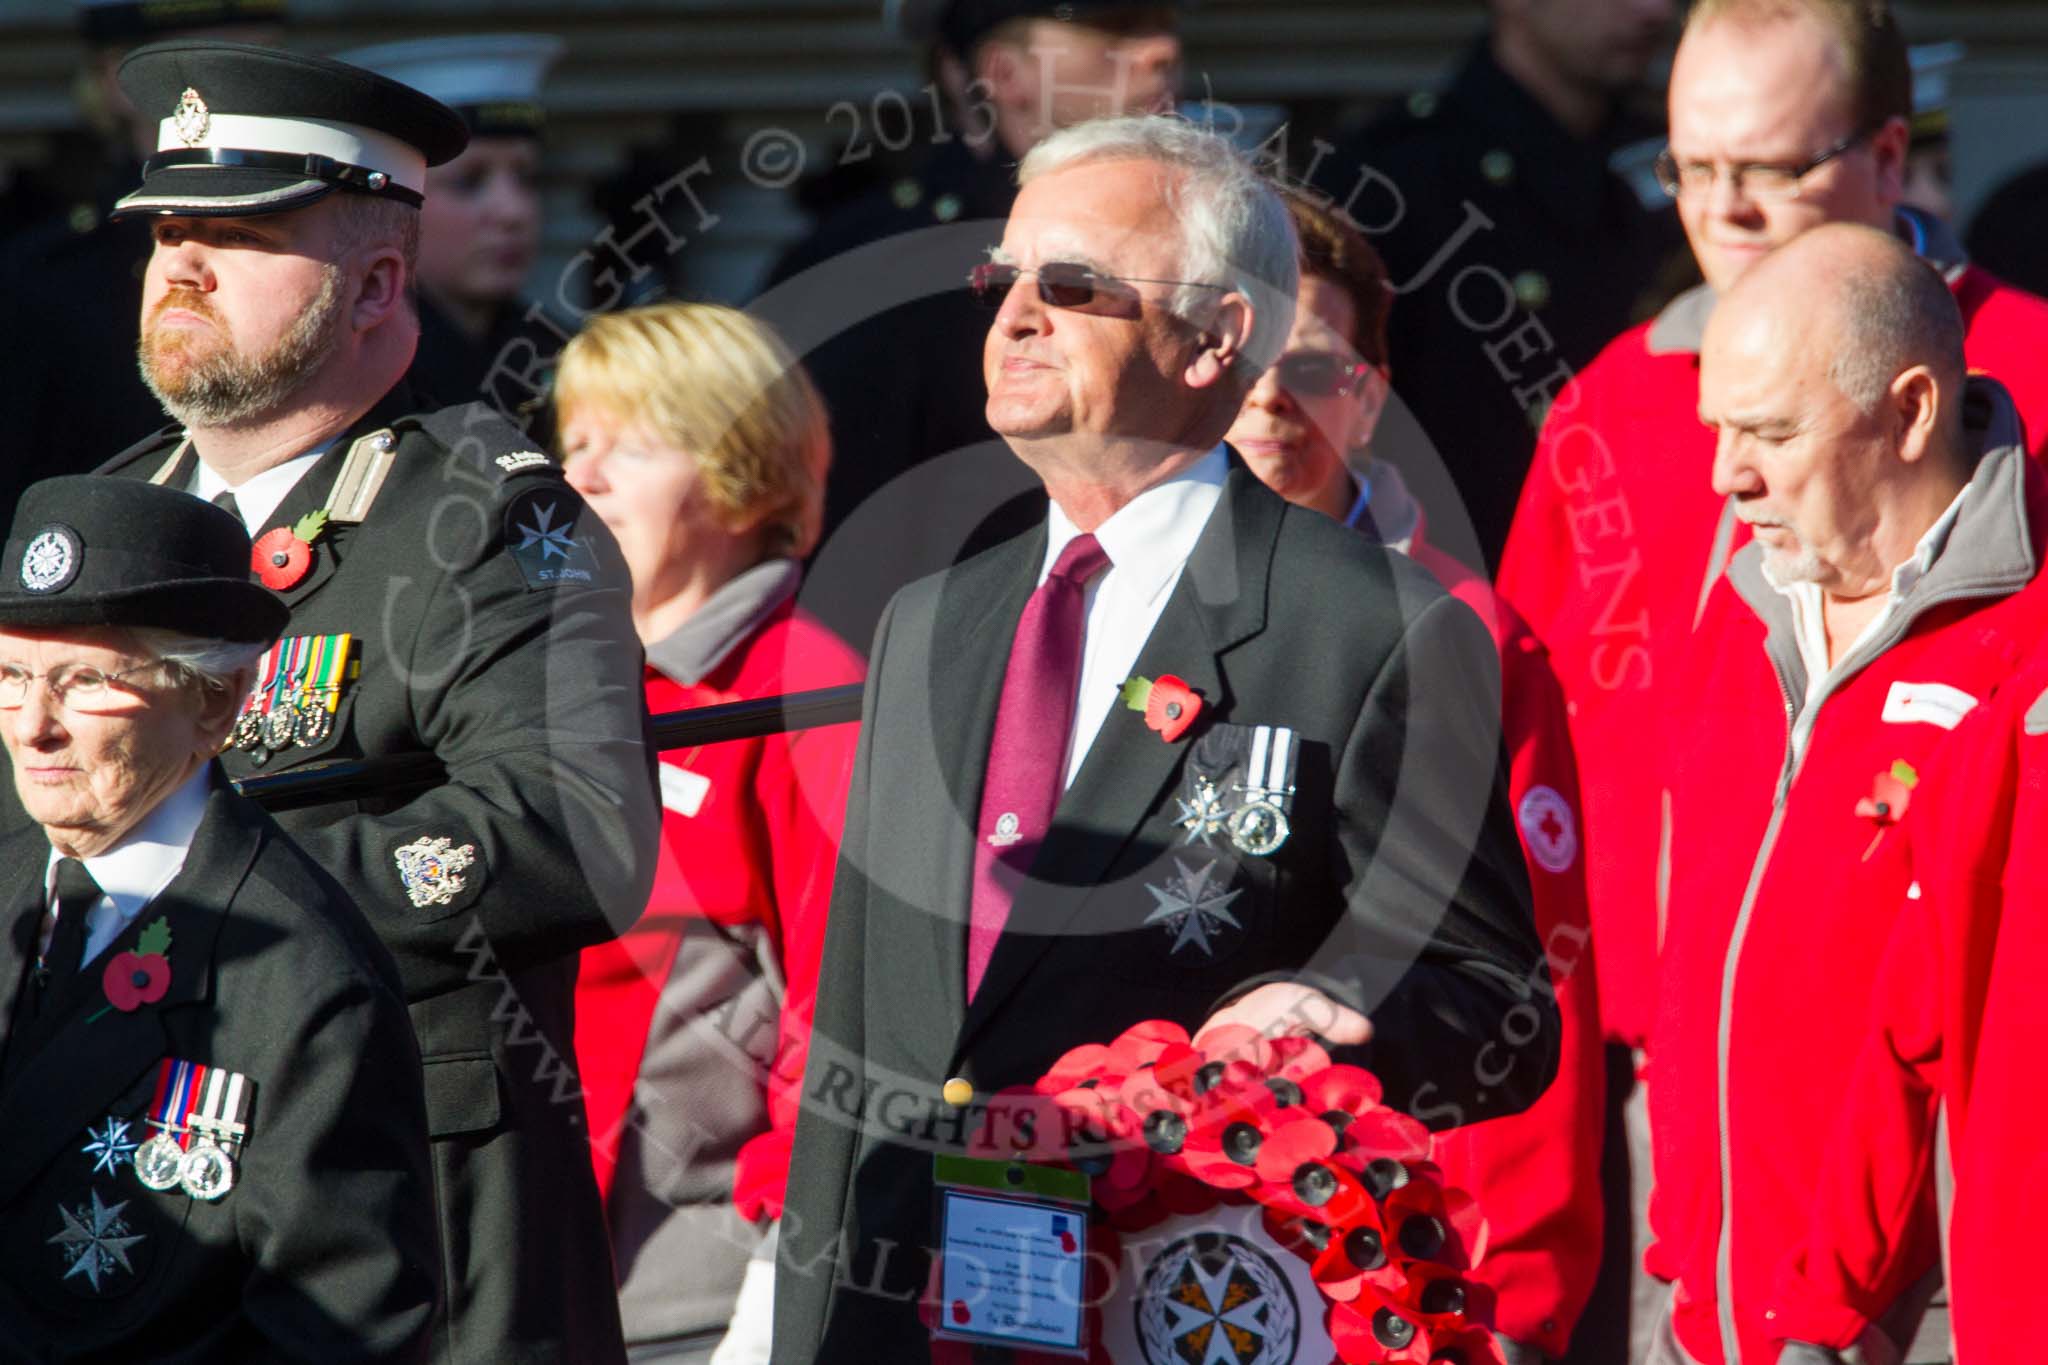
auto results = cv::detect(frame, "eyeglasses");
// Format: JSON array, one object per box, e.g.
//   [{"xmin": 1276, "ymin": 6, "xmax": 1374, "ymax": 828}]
[
  {"xmin": 968, "ymin": 261, "xmax": 1228, "ymax": 316},
  {"xmin": 1654, "ymin": 127, "xmax": 1875, "ymax": 202},
  {"xmin": 1273, "ymin": 351, "xmax": 1373, "ymax": 398},
  {"xmin": 0, "ymin": 661, "xmax": 161, "ymax": 711}
]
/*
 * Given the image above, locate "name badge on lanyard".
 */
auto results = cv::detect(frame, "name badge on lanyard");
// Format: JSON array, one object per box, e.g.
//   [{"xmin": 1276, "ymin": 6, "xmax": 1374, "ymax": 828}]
[{"xmin": 932, "ymin": 1154, "xmax": 1091, "ymax": 1356}]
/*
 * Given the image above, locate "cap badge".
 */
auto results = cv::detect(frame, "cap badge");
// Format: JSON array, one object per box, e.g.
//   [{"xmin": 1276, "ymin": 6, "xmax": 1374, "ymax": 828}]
[
  {"xmin": 20, "ymin": 525, "xmax": 80, "ymax": 594},
  {"xmin": 173, "ymin": 88, "xmax": 210, "ymax": 147}
]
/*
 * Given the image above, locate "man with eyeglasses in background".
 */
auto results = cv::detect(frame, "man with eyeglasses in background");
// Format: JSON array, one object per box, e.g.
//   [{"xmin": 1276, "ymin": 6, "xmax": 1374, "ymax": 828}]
[{"xmin": 1491, "ymin": 5, "xmax": 2048, "ymax": 1358}]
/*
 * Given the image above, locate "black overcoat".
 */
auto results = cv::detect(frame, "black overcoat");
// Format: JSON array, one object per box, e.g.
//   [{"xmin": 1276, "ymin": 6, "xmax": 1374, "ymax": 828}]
[{"xmin": 0, "ymin": 785, "xmax": 438, "ymax": 1363}]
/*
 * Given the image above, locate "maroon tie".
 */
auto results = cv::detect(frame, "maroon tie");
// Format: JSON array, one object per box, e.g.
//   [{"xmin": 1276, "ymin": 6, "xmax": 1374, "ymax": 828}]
[{"xmin": 967, "ymin": 532, "xmax": 1111, "ymax": 998}]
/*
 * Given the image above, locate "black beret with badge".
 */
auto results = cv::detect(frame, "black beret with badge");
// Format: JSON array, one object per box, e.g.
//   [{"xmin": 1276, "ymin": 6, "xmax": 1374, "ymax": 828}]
[
  {"xmin": 108, "ymin": 39, "xmax": 469, "ymax": 220},
  {"xmin": 0, "ymin": 476, "xmax": 288, "ymax": 645}
]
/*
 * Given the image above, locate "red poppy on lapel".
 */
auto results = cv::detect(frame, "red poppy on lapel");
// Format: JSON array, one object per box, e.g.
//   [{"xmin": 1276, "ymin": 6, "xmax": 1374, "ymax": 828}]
[
  {"xmin": 98, "ymin": 916, "xmax": 172, "ymax": 1014},
  {"xmin": 251, "ymin": 510, "xmax": 328, "ymax": 591},
  {"xmin": 1119, "ymin": 673, "xmax": 1204, "ymax": 742}
]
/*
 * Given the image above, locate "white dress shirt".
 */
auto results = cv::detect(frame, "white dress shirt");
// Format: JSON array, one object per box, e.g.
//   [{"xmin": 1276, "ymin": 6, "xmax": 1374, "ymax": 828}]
[
  {"xmin": 192, "ymin": 449, "xmax": 327, "ymax": 532},
  {"xmin": 1042, "ymin": 444, "xmax": 1228, "ymax": 789},
  {"xmin": 40, "ymin": 767, "xmax": 210, "ymax": 967}
]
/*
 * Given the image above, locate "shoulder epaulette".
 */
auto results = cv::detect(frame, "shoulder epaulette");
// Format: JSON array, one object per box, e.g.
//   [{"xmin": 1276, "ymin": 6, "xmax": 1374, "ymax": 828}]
[{"xmin": 324, "ymin": 428, "xmax": 400, "ymax": 524}]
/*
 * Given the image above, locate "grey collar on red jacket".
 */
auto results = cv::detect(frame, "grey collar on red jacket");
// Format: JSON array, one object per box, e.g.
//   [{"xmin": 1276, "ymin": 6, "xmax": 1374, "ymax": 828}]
[
  {"xmin": 1726, "ymin": 375, "xmax": 2035, "ymax": 705},
  {"xmin": 644, "ymin": 557, "xmax": 802, "ymax": 687},
  {"xmin": 1645, "ymin": 206, "xmax": 1969, "ymax": 358}
]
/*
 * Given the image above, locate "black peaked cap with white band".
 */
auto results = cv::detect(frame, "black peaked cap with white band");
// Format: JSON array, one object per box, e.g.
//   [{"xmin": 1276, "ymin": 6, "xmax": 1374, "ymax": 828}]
[
  {"xmin": 111, "ymin": 39, "xmax": 469, "ymax": 220},
  {"xmin": 0, "ymin": 476, "xmax": 289, "ymax": 645}
]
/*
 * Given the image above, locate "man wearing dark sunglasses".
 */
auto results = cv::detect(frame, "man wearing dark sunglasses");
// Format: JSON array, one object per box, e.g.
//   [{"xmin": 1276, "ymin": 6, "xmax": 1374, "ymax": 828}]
[
  {"xmin": 776, "ymin": 115, "xmax": 1556, "ymax": 1365},
  {"xmin": 761, "ymin": 1, "xmax": 1186, "ymax": 649},
  {"xmin": 1495, "ymin": 3, "xmax": 2048, "ymax": 1362}
]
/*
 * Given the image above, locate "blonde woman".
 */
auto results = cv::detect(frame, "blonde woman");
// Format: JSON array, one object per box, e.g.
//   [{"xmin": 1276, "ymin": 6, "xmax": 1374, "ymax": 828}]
[{"xmin": 560, "ymin": 303, "xmax": 864, "ymax": 1364}]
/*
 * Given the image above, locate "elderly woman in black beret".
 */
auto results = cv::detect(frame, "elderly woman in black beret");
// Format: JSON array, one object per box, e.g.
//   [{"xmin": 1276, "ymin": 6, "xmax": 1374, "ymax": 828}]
[{"xmin": 0, "ymin": 476, "xmax": 437, "ymax": 1362}]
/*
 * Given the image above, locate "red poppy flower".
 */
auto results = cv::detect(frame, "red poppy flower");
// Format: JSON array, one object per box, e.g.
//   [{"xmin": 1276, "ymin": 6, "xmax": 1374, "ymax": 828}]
[
  {"xmin": 1329, "ymin": 1296, "xmax": 1435, "ymax": 1364},
  {"xmin": 102, "ymin": 950, "xmax": 170, "ymax": 1011},
  {"xmin": 1853, "ymin": 770, "xmax": 1914, "ymax": 826},
  {"xmin": 1263, "ymin": 1202, "xmax": 1340, "ymax": 1263},
  {"xmin": 1298, "ymin": 1064, "xmax": 1386, "ymax": 1131},
  {"xmin": 1383, "ymin": 1178, "xmax": 1488, "ymax": 1272},
  {"xmin": 1119, "ymin": 674, "xmax": 1204, "ymax": 742},
  {"xmin": 1254, "ymin": 1116, "xmax": 1374, "ymax": 1226},
  {"xmin": 1144, "ymin": 674, "xmax": 1202, "ymax": 741},
  {"xmin": 251, "ymin": 527, "xmax": 312, "ymax": 591},
  {"xmin": 1178, "ymin": 1094, "xmax": 1268, "ymax": 1191},
  {"xmin": 1311, "ymin": 1198, "xmax": 1396, "ymax": 1301},
  {"xmin": 1105, "ymin": 1017, "xmax": 1190, "ymax": 1072}
]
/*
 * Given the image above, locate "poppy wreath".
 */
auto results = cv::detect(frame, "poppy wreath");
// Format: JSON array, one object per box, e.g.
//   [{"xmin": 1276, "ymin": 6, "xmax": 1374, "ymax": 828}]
[{"xmin": 924, "ymin": 1018, "xmax": 1504, "ymax": 1364}]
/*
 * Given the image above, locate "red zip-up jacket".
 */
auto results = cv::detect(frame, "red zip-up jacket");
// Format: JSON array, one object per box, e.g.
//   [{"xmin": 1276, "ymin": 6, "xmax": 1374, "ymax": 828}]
[
  {"xmin": 1770, "ymin": 643, "xmax": 2048, "ymax": 1362},
  {"xmin": 1648, "ymin": 389, "xmax": 2048, "ymax": 1365},
  {"xmin": 1408, "ymin": 529, "xmax": 1606, "ymax": 1360},
  {"xmin": 1497, "ymin": 219, "xmax": 2048, "ymax": 1056},
  {"xmin": 1362, "ymin": 463, "xmax": 1605, "ymax": 1358}
]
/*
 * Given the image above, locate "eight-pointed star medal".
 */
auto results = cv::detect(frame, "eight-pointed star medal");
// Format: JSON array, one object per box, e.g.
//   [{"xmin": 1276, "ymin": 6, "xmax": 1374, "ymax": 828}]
[
  {"xmin": 48, "ymin": 1190, "xmax": 146, "ymax": 1293},
  {"xmin": 1144, "ymin": 858, "xmax": 1245, "ymax": 960}
]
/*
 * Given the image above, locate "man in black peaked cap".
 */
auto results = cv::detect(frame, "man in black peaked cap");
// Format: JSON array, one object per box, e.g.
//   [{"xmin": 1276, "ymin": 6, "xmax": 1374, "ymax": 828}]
[{"xmin": 88, "ymin": 40, "xmax": 660, "ymax": 1365}]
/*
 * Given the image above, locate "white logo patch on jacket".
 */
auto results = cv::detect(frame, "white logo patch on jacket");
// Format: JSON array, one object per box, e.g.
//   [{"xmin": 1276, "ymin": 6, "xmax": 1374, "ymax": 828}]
[{"xmin": 1881, "ymin": 681, "xmax": 1979, "ymax": 731}]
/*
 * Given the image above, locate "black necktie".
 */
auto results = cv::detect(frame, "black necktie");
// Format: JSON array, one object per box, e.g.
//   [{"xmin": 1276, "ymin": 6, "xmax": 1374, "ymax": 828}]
[
  {"xmin": 35, "ymin": 858, "xmax": 101, "ymax": 1017},
  {"xmin": 212, "ymin": 489, "xmax": 244, "ymax": 529}
]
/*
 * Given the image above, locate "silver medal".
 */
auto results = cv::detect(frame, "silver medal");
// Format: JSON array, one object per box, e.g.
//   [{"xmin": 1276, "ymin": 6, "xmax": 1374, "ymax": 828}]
[
  {"xmin": 1228, "ymin": 799, "xmax": 1290, "ymax": 858},
  {"xmin": 178, "ymin": 1136, "xmax": 236, "ymax": 1201},
  {"xmin": 262, "ymin": 703, "xmax": 298, "ymax": 752},
  {"xmin": 132, "ymin": 1132, "xmax": 186, "ymax": 1192},
  {"xmin": 293, "ymin": 704, "xmax": 333, "ymax": 747}
]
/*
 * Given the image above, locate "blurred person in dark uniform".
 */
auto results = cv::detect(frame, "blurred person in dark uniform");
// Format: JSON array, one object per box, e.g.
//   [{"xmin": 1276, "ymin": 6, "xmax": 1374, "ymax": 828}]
[
  {"xmin": 92, "ymin": 40, "xmax": 659, "ymax": 1364},
  {"xmin": 337, "ymin": 35, "xmax": 568, "ymax": 421},
  {"xmin": 0, "ymin": 0, "xmax": 285, "ymax": 524},
  {"xmin": 759, "ymin": 1, "xmax": 1182, "ymax": 647},
  {"xmin": 1900, "ymin": 42, "xmax": 1961, "ymax": 224},
  {"xmin": 1311, "ymin": 0, "xmax": 1685, "ymax": 575}
]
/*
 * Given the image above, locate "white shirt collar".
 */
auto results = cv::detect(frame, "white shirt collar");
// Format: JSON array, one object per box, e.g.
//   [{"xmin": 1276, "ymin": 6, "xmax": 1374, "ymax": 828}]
[
  {"xmin": 192, "ymin": 448, "xmax": 330, "ymax": 534},
  {"xmin": 44, "ymin": 766, "xmax": 210, "ymax": 964},
  {"xmin": 1040, "ymin": 444, "xmax": 1229, "ymax": 600},
  {"xmin": 1773, "ymin": 482, "xmax": 1971, "ymax": 702}
]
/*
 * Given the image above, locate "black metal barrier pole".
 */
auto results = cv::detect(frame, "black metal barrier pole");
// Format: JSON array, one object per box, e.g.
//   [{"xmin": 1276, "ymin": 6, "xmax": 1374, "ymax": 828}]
[{"xmin": 230, "ymin": 683, "xmax": 867, "ymax": 813}]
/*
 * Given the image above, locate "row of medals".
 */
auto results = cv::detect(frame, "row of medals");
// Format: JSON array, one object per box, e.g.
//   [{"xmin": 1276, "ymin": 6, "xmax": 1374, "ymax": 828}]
[
  {"xmin": 228, "ymin": 692, "xmax": 334, "ymax": 763},
  {"xmin": 132, "ymin": 1124, "xmax": 239, "ymax": 1202}
]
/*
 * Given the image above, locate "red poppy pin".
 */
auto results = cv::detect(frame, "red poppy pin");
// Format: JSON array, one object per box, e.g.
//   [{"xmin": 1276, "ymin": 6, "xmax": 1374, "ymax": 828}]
[
  {"xmin": 1119, "ymin": 673, "xmax": 1203, "ymax": 742},
  {"xmin": 1854, "ymin": 759, "xmax": 1919, "ymax": 859},
  {"xmin": 251, "ymin": 509, "xmax": 329, "ymax": 591},
  {"xmin": 92, "ymin": 917, "xmax": 172, "ymax": 1019}
]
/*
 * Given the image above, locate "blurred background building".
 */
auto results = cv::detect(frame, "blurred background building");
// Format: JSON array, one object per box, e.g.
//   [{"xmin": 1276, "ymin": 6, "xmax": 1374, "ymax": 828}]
[{"xmin": 7, "ymin": 0, "xmax": 2042, "ymax": 309}]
